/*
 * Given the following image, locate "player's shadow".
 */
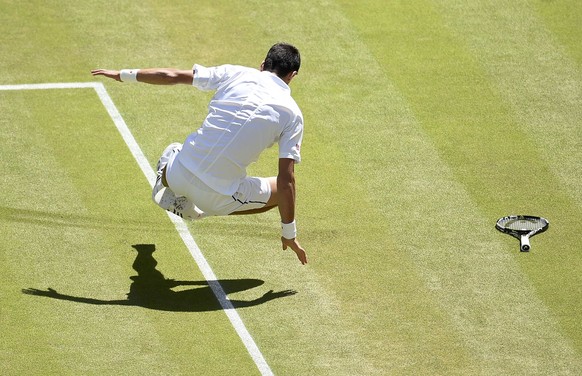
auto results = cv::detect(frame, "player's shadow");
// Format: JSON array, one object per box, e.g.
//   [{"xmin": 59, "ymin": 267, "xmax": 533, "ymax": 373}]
[{"xmin": 22, "ymin": 244, "xmax": 296, "ymax": 312}]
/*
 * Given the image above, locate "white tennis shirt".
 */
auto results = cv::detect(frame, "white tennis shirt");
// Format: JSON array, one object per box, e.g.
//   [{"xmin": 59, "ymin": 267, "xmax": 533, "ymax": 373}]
[{"xmin": 175, "ymin": 64, "xmax": 304, "ymax": 196}]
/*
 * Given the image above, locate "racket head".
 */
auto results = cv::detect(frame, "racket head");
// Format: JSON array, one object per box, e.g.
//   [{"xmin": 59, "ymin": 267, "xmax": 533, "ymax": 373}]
[
  {"xmin": 495, "ymin": 215, "xmax": 549, "ymax": 251},
  {"xmin": 496, "ymin": 215, "xmax": 549, "ymax": 235}
]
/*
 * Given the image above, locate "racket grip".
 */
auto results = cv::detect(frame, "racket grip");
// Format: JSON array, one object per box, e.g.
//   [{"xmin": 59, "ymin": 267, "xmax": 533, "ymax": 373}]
[{"xmin": 520, "ymin": 235, "xmax": 531, "ymax": 252}]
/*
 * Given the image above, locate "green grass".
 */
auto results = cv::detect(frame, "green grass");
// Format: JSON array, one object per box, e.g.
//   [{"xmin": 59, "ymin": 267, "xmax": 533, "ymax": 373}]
[{"xmin": 2, "ymin": 0, "xmax": 582, "ymax": 375}]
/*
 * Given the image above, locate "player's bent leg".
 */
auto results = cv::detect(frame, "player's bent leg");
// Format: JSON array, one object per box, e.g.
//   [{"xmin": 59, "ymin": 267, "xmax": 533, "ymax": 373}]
[
  {"xmin": 228, "ymin": 177, "xmax": 278, "ymax": 216},
  {"xmin": 264, "ymin": 176, "xmax": 279, "ymax": 208},
  {"xmin": 228, "ymin": 204, "xmax": 277, "ymax": 215}
]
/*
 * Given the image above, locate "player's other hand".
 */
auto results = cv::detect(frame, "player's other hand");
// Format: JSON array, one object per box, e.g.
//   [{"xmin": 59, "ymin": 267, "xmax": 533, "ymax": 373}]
[
  {"xmin": 91, "ymin": 69, "xmax": 121, "ymax": 82},
  {"xmin": 281, "ymin": 237, "xmax": 307, "ymax": 265}
]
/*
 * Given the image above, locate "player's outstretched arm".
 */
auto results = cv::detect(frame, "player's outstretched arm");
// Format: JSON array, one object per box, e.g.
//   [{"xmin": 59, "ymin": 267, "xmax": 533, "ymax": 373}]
[
  {"xmin": 91, "ymin": 68, "xmax": 193, "ymax": 85},
  {"xmin": 277, "ymin": 158, "xmax": 307, "ymax": 265}
]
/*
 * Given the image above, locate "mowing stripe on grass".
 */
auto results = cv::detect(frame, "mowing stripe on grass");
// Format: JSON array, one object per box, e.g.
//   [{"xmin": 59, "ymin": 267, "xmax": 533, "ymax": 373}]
[
  {"xmin": 0, "ymin": 82, "xmax": 273, "ymax": 376},
  {"xmin": 434, "ymin": 0, "xmax": 582, "ymax": 209}
]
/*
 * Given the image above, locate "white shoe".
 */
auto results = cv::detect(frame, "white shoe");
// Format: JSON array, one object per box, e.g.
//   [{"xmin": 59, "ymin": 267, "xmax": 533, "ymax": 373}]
[
  {"xmin": 152, "ymin": 174, "xmax": 176, "ymax": 210},
  {"xmin": 152, "ymin": 142, "xmax": 205, "ymax": 220},
  {"xmin": 171, "ymin": 196, "xmax": 206, "ymax": 220},
  {"xmin": 152, "ymin": 142, "xmax": 182, "ymax": 209},
  {"xmin": 156, "ymin": 142, "xmax": 182, "ymax": 173},
  {"xmin": 152, "ymin": 176, "xmax": 206, "ymax": 220}
]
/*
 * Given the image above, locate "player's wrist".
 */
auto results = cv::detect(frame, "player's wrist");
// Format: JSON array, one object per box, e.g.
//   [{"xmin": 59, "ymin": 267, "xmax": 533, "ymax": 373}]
[
  {"xmin": 120, "ymin": 69, "xmax": 140, "ymax": 82},
  {"xmin": 281, "ymin": 220, "xmax": 297, "ymax": 239}
]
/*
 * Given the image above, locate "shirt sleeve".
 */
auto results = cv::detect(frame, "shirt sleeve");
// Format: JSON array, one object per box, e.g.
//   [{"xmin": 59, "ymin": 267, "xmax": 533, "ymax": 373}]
[
  {"xmin": 279, "ymin": 115, "xmax": 303, "ymax": 163},
  {"xmin": 192, "ymin": 64, "xmax": 229, "ymax": 91}
]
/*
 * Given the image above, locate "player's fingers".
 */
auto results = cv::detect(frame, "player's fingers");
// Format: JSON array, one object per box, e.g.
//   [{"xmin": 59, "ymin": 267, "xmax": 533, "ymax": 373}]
[
  {"xmin": 292, "ymin": 245, "xmax": 307, "ymax": 265},
  {"xmin": 297, "ymin": 250, "xmax": 307, "ymax": 265}
]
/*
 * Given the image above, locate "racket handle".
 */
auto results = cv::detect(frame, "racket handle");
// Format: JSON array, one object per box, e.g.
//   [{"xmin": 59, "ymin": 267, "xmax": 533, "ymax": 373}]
[{"xmin": 520, "ymin": 235, "xmax": 530, "ymax": 252}]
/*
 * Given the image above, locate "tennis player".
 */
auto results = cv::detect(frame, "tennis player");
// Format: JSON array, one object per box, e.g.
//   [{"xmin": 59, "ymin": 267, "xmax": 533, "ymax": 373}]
[{"xmin": 91, "ymin": 43, "xmax": 307, "ymax": 264}]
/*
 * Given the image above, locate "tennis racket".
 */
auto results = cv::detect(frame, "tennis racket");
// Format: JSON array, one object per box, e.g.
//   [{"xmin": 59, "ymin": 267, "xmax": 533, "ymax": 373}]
[{"xmin": 495, "ymin": 215, "xmax": 549, "ymax": 252}]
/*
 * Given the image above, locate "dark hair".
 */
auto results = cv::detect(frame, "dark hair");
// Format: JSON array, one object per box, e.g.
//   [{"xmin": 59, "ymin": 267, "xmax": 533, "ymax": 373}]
[{"xmin": 263, "ymin": 43, "xmax": 301, "ymax": 78}]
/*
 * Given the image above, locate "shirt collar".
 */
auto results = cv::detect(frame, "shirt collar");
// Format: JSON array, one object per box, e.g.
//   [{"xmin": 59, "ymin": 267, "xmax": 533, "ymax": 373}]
[{"xmin": 262, "ymin": 71, "xmax": 290, "ymax": 93}]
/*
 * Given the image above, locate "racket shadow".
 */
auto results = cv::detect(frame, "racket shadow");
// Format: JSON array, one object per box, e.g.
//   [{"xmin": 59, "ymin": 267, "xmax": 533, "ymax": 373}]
[{"xmin": 22, "ymin": 244, "xmax": 297, "ymax": 312}]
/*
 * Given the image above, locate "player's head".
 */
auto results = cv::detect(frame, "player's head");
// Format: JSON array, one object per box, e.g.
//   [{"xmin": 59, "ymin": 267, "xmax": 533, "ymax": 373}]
[{"xmin": 261, "ymin": 43, "xmax": 301, "ymax": 83}]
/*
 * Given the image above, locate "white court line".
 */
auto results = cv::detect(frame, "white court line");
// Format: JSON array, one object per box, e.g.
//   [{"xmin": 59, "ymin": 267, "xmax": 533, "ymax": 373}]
[{"xmin": 1, "ymin": 82, "xmax": 274, "ymax": 376}]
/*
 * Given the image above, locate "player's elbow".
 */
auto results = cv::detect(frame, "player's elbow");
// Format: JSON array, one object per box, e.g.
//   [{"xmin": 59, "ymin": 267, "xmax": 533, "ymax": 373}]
[
  {"xmin": 163, "ymin": 70, "xmax": 180, "ymax": 84},
  {"xmin": 157, "ymin": 69, "xmax": 185, "ymax": 84}
]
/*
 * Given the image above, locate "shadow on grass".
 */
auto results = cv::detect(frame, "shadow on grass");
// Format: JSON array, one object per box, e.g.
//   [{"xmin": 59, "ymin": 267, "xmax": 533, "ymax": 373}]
[{"xmin": 22, "ymin": 244, "xmax": 296, "ymax": 312}]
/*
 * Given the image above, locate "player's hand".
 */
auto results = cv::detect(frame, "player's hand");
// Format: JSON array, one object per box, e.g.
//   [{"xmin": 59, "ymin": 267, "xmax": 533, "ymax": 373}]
[
  {"xmin": 281, "ymin": 237, "xmax": 307, "ymax": 265},
  {"xmin": 91, "ymin": 69, "xmax": 121, "ymax": 82}
]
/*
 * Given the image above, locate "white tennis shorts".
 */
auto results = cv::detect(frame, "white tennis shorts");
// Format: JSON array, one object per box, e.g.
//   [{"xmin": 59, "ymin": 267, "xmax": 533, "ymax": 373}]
[{"xmin": 165, "ymin": 152, "xmax": 272, "ymax": 216}]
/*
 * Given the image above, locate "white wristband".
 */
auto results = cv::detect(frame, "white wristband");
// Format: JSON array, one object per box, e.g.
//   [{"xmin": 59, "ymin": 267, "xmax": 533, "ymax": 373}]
[
  {"xmin": 281, "ymin": 220, "xmax": 297, "ymax": 240},
  {"xmin": 120, "ymin": 69, "xmax": 140, "ymax": 83}
]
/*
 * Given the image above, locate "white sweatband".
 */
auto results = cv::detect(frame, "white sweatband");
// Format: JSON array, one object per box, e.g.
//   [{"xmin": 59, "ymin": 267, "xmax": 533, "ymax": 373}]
[
  {"xmin": 281, "ymin": 220, "xmax": 297, "ymax": 240},
  {"xmin": 120, "ymin": 69, "xmax": 140, "ymax": 83}
]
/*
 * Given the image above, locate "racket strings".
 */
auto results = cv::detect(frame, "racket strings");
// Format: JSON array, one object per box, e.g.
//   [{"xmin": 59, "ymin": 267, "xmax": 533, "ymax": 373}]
[{"xmin": 501, "ymin": 219, "xmax": 544, "ymax": 231}]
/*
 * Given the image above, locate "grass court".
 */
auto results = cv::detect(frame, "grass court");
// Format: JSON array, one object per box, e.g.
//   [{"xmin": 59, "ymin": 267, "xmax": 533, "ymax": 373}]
[{"xmin": 1, "ymin": 1, "xmax": 581, "ymax": 375}]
